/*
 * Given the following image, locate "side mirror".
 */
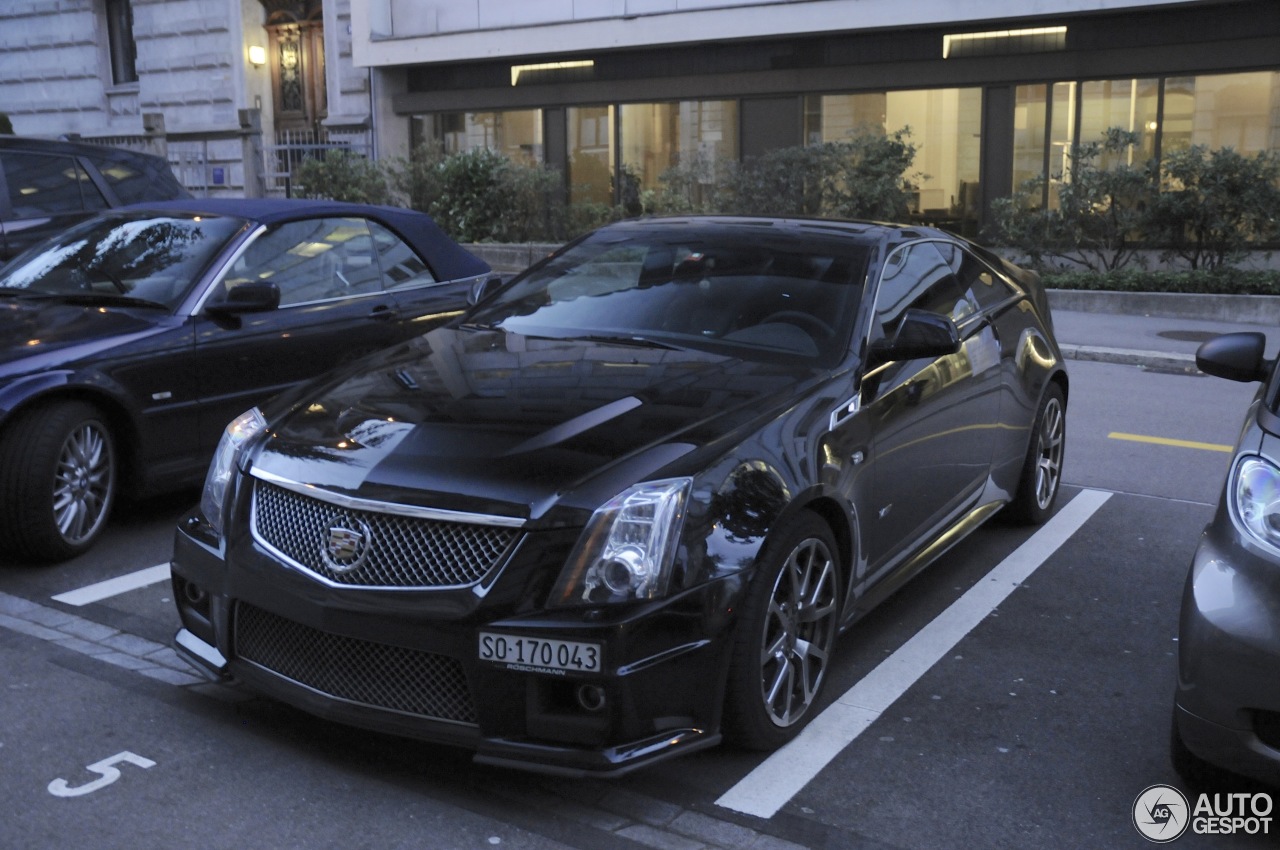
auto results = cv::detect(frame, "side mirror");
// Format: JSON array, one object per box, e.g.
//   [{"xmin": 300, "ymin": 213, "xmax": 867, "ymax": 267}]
[
  {"xmin": 870, "ymin": 308, "xmax": 962, "ymax": 363},
  {"xmin": 206, "ymin": 280, "xmax": 280, "ymax": 316},
  {"xmin": 468, "ymin": 275, "xmax": 505, "ymax": 306},
  {"xmin": 1196, "ymin": 332, "xmax": 1271, "ymax": 383}
]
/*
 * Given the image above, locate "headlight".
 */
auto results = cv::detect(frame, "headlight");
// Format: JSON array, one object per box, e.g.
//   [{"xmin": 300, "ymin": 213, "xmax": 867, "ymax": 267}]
[
  {"xmin": 1232, "ymin": 455, "xmax": 1280, "ymax": 552},
  {"xmin": 199, "ymin": 407, "xmax": 267, "ymax": 537},
  {"xmin": 550, "ymin": 478, "xmax": 691, "ymax": 606}
]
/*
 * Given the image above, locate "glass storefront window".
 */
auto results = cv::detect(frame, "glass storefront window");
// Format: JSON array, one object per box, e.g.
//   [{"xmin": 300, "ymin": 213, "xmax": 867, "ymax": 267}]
[
  {"xmin": 1017, "ymin": 71, "xmax": 1279, "ymax": 211},
  {"xmin": 804, "ymin": 88, "xmax": 983, "ymax": 232},
  {"xmin": 410, "ymin": 110, "xmax": 544, "ymax": 165},
  {"xmin": 568, "ymin": 105, "xmax": 615, "ymax": 206},
  {"xmin": 1013, "ymin": 84, "xmax": 1048, "ymax": 192},
  {"xmin": 1162, "ymin": 71, "xmax": 1280, "ymax": 155},
  {"xmin": 619, "ymin": 100, "xmax": 739, "ymax": 197},
  {"xmin": 1079, "ymin": 78, "xmax": 1159, "ymax": 167}
]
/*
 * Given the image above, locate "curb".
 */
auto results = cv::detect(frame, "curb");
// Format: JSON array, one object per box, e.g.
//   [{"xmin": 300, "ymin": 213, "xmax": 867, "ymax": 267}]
[
  {"xmin": 1047, "ymin": 289, "xmax": 1280, "ymax": 325},
  {"xmin": 1058, "ymin": 343, "xmax": 1199, "ymax": 373}
]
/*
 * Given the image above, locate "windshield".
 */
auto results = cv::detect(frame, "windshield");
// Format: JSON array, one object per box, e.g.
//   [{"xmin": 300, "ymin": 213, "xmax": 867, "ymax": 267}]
[
  {"xmin": 0, "ymin": 212, "xmax": 244, "ymax": 309},
  {"xmin": 470, "ymin": 226, "xmax": 870, "ymax": 365}
]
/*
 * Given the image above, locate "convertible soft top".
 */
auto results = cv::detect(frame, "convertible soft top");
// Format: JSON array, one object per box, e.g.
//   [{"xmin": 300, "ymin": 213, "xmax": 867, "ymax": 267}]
[{"xmin": 130, "ymin": 197, "xmax": 491, "ymax": 282}]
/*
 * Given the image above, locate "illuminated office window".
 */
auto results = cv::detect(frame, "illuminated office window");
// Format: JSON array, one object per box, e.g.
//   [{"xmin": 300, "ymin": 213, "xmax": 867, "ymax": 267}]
[
  {"xmin": 805, "ymin": 88, "xmax": 983, "ymax": 228},
  {"xmin": 1162, "ymin": 71, "xmax": 1280, "ymax": 155},
  {"xmin": 619, "ymin": 100, "xmax": 738, "ymax": 196},
  {"xmin": 568, "ymin": 105, "xmax": 615, "ymax": 206},
  {"xmin": 410, "ymin": 110, "xmax": 544, "ymax": 166}
]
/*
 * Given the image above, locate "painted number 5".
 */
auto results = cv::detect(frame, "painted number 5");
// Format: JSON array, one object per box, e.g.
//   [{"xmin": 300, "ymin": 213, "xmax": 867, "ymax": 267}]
[{"xmin": 48, "ymin": 751, "xmax": 156, "ymax": 798}]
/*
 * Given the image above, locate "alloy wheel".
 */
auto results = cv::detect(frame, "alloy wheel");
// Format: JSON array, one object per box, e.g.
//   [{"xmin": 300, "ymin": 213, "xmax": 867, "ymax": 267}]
[
  {"xmin": 53, "ymin": 420, "xmax": 114, "ymax": 545},
  {"xmin": 1033, "ymin": 395, "xmax": 1065, "ymax": 510},
  {"xmin": 758, "ymin": 536, "xmax": 840, "ymax": 727}
]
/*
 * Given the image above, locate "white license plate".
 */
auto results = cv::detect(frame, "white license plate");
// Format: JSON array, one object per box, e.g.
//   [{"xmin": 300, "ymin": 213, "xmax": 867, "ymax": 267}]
[{"xmin": 478, "ymin": 632, "xmax": 601, "ymax": 674}]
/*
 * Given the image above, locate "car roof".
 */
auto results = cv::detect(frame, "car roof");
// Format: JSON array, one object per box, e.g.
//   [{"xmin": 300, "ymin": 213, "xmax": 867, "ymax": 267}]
[
  {"xmin": 0, "ymin": 135, "xmax": 170, "ymax": 164},
  {"xmin": 599, "ymin": 214, "xmax": 945, "ymax": 244},
  {"xmin": 129, "ymin": 198, "xmax": 492, "ymax": 281}
]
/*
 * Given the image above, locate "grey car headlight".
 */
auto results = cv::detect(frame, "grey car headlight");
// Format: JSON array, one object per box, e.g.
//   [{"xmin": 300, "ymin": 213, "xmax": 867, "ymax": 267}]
[
  {"xmin": 550, "ymin": 478, "xmax": 691, "ymax": 606},
  {"xmin": 199, "ymin": 407, "xmax": 267, "ymax": 537},
  {"xmin": 1232, "ymin": 455, "xmax": 1280, "ymax": 553}
]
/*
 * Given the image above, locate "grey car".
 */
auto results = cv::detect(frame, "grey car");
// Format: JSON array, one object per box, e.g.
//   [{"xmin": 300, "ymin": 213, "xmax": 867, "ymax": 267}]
[{"xmin": 1172, "ymin": 331, "xmax": 1280, "ymax": 788}]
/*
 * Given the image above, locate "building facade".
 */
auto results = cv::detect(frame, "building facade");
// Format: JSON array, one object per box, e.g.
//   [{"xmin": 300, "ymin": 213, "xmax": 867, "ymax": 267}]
[
  {"xmin": 353, "ymin": 0, "xmax": 1280, "ymax": 235},
  {"xmin": 0, "ymin": 0, "xmax": 373, "ymax": 197},
  {"xmin": 0, "ymin": 0, "xmax": 1276, "ymax": 233}
]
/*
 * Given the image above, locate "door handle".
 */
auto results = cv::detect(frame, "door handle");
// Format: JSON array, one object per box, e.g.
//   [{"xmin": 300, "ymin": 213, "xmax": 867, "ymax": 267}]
[{"xmin": 369, "ymin": 304, "xmax": 397, "ymax": 321}]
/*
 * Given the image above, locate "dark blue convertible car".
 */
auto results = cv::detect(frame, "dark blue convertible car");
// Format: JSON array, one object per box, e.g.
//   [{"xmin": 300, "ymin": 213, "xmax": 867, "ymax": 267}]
[{"xmin": 0, "ymin": 198, "xmax": 490, "ymax": 561}]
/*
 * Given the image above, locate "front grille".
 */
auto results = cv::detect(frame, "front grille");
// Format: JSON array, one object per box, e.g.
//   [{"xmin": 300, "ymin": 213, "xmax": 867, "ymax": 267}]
[
  {"xmin": 234, "ymin": 602, "xmax": 477, "ymax": 725},
  {"xmin": 252, "ymin": 480, "xmax": 519, "ymax": 588}
]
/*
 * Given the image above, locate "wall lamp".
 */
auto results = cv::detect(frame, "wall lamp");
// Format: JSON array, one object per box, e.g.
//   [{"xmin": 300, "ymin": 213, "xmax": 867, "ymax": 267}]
[{"xmin": 248, "ymin": 45, "xmax": 267, "ymax": 67}]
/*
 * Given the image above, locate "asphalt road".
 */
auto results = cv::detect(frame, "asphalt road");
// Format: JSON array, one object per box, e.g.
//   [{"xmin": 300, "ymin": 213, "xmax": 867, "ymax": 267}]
[{"xmin": 0, "ymin": 358, "xmax": 1274, "ymax": 850}]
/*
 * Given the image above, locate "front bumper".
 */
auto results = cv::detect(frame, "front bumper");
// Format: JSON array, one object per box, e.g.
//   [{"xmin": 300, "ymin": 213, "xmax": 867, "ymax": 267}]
[
  {"xmin": 170, "ymin": 514, "xmax": 736, "ymax": 777},
  {"xmin": 1174, "ymin": 517, "xmax": 1280, "ymax": 787}
]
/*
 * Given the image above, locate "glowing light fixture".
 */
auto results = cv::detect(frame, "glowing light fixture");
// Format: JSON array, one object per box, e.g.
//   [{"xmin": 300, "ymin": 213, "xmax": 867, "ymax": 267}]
[
  {"xmin": 248, "ymin": 45, "xmax": 267, "ymax": 67},
  {"xmin": 510, "ymin": 59, "xmax": 594, "ymax": 86},
  {"xmin": 942, "ymin": 26, "xmax": 1067, "ymax": 59}
]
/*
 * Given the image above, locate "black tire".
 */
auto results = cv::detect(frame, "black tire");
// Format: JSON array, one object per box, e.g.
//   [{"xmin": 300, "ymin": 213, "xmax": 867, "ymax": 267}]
[
  {"xmin": 0, "ymin": 400, "xmax": 117, "ymax": 562},
  {"xmin": 723, "ymin": 511, "xmax": 841, "ymax": 750},
  {"xmin": 1006, "ymin": 383, "xmax": 1066, "ymax": 525}
]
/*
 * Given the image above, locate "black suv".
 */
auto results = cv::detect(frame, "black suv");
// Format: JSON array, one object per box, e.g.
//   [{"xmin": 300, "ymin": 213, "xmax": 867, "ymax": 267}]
[{"xmin": 0, "ymin": 136, "xmax": 190, "ymax": 261}]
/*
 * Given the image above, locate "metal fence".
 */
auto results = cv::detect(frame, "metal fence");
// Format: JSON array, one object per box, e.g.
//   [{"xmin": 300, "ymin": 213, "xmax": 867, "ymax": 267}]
[
  {"xmin": 264, "ymin": 127, "xmax": 373, "ymax": 198},
  {"xmin": 72, "ymin": 111, "xmax": 372, "ymax": 200}
]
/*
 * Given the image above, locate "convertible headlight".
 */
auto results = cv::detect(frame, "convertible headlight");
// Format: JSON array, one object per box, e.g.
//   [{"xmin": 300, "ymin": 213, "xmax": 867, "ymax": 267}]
[
  {"xmin": 550, "ymin": 478, "xmax": 691, "ymax": 606},
  {"xmin": 199, "ymin": 407, "xmax": 267, "ymax": 537},
  {"xmin": 1232, "ymin": 455, "xmax": 1280, "ymax": 553}
]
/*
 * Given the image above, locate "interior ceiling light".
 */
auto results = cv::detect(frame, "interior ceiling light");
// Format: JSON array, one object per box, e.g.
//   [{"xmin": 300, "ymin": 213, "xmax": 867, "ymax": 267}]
[
  {"xmin": 510, "ymin": 60, "xmax": 594, "ymax": 86},
  {"xmin": 943, "ymin": 26, "xmax": 1067, "ymax": 59}
]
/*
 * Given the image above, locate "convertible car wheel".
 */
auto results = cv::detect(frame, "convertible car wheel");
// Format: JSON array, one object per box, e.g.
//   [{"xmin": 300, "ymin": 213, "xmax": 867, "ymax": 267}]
[
  {"xmin": 1007, "ymin": 383, "xmax": 1065, "ymax": 525},
  {"xmin": 0, "ymin": 401, "xmax": 117, "ymax": 562},
  {"xmin": 725, "ymin": 512, "xmax": 841, "ymax": 750}
]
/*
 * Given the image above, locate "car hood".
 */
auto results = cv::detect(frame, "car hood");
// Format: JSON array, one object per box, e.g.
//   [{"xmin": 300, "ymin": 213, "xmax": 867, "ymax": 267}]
[
  {"xmin": 0, "ymin": 296, "xmax": 165, "ymax": 367},
  {"xmin": 251, "ymin": 325, "xmax": 827, "ymax": 521}
]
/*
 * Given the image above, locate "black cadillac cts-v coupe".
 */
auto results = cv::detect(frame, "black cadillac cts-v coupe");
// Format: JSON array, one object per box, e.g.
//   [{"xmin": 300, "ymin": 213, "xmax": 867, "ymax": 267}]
[{"xmin": 171, "ymin": 216, "xmax": 1068, "ymax": 776}]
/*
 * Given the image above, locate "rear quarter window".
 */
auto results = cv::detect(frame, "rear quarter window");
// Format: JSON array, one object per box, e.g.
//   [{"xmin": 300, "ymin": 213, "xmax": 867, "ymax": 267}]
[
  {"xmin": 0, "ymin": 151, "xmax": 106, "ymax": 216},
  {"xmin": 90, "ymin": 152, "xmax": 182, "ymax": 204}
]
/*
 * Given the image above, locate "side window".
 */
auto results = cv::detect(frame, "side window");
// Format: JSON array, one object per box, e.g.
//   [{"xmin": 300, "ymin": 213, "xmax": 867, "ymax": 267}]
[
  {"xmin": 369, "ymin": 221, "xmax": 437, "ymax": 290},
  {"xmin": 874, "ymin": 241, "xmax": 974, "ymax": 339},
  {"xmin": 937, "ymin": 241, "xmax": 1019, "ymax": 313},
  {"xmin": 1, "ymin": 152, "xmax": 107, "ymax": 216},
  {"xmin": 91, "ymin": 156, "xmax": 150, "ymax": 205},
  {"xmin": 225, "ymin": 217, "xmax": 381, "ymax": 307}
]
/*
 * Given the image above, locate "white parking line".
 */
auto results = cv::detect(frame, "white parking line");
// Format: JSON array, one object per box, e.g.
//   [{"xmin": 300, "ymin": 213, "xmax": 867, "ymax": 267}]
[
  {"xmin": 52, "ymin": 564, "xmax": 171, "ymax": 607},
  {"xmin": 715, "ymin": 488, "xmax": 1112, "ymax": 819}
]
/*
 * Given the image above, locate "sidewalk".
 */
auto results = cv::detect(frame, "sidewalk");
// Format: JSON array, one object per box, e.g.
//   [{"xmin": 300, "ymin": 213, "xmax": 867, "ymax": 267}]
[{"xmin": 1049, "ymin": 292, "xmax": 1279, "ymax": 373}]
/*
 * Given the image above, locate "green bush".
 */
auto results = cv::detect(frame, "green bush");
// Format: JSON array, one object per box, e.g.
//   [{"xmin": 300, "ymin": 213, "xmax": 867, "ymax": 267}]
[
  {"xmin": 990, "ymin": 128, "xmax": 1280, "ymax": 276},
  {"xmin": 290, "ymin": 150, "xmax": 393, "ymax": 205},
  {"xmin": 713, "ymin": 128, "xmax": 919, "ymax": 220},
  {"xmin": 988, "ymin": 129, "xmax": 1155, "ymax": 272},
  {"xmin": 1150, "ymin": 145, "xmax": 1280, "ymax": 270},
  {"xmin": 1042, "ymin": 268, "xmax": 1280, "ymax": 295}
]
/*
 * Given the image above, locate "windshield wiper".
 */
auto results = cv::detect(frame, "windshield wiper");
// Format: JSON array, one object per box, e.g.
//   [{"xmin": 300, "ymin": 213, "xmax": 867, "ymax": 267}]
[{"xmin": 561, "ymin": 332, "xmax": 682, "ymax": 351}]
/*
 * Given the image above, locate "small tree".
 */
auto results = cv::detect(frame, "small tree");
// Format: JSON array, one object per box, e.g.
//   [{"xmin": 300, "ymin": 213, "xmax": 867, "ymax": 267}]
[
  {"xmin": 715, "ymin": 127, "xmax": 919, "ymax": 220},
  {"xmin": 987, "ymin": 128, "xmax": 1156, "ymax": 271},
  {"xmin": 825, "ymin": 127, "xmax": 920, "ymax": 221},
  {"xmin": 644, "ymin": 150, "xmax": 729, "ymax": 214},
  {"xmin": 1151, "ymin": 145, "xmax": 1280, "ymax": 270}
]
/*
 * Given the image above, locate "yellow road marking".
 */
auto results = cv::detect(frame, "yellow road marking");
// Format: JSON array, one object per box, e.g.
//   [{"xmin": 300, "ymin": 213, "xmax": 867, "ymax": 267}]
[{"xmin": 1108, "ymin": 432, "xmax": 1232, "ymax": 453}]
